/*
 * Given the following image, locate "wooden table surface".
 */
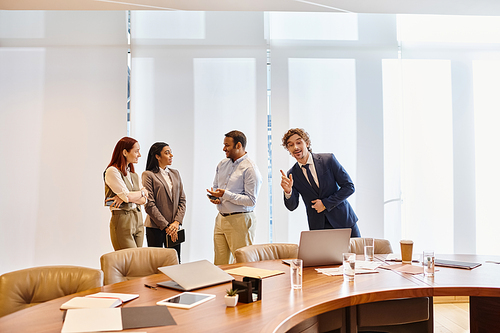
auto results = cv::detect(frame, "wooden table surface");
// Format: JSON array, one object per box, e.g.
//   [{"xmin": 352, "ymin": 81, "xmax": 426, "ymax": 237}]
[{"xmin": 1, "ymin": 255, "xmax": 500, "ymax": 333}]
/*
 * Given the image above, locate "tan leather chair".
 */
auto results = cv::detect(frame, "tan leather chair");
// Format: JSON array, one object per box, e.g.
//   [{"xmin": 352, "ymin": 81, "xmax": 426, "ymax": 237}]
[
  {"xmin": 100, "ymin": 247, "xmax": 178, "ymax": 285},
  {"xmin": 347, "ymin": 238, "xmax": 432, "ymax": 332},
  {"xmin": 0, "ymin": 265, "xmax": 103, "ymax": 317},
  {"xmin": 352, "ymin": 297, "xmax": 433, "ymax": 333},
  {"xmin": 349, "ymin": 238, "xmax": 393, "ymax": 255},
  {"xmin": 236, "ymin": 243, "xmax": 344, "ymax": 332},
  {"xmin": 286, "ymin": 309, "xmax": 346, "ymax": 333},
  {"xmin": 234, "ymin": 243, "xmax": 298, "ymax": 263}
]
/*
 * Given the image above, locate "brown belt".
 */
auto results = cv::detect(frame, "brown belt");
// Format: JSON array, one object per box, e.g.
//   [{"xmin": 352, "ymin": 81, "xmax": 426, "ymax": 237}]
[
  {"xmin": 219, "ymin": 211, "xmax": 252, "ymax": 217},
  {"xmin": 111, "ymin": 208, "xmax": 140, "ymax": 215}
]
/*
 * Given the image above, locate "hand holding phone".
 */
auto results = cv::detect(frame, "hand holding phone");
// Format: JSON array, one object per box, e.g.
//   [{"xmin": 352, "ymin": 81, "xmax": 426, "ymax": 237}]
[
  {"xmin": 105, "ymin": 196, "xmax": 124, "ymax": 208},
  {"xmin": 207, "ymin": 194, "xmax": 218, "ymax": 201}
]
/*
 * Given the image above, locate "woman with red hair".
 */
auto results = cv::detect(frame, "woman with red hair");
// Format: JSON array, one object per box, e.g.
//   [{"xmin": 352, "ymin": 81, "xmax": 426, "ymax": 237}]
[{"xmin": 104, "ymin": 137, "xmax": 147, "ymax": 250}]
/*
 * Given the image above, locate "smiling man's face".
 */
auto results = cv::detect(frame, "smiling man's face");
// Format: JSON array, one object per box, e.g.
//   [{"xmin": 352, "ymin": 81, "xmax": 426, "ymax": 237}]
[{"xmin": 286, "ymin": 134, "xmax": 309, "ymax": 164}]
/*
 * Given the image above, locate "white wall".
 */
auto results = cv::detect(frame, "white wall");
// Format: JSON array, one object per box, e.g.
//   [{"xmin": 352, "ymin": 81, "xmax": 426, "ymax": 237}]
[
  {"xmin": 3, "ymin": 11, "xmax": 499, "ymax": 275},
  {"xmin": 0, "ymin": 11, "xmax": 128, "ymax": 275}
]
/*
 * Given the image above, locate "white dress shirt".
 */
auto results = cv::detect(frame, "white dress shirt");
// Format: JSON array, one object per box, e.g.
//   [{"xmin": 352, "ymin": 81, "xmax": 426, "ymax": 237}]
[
  {"xmin": 105, "ymin": 166, "xmax": 144, "ymax": 209},
  {"xmin": 213, "ymin": 153, "xmax": 262, "ymax": 214},
  {"xmin": 284, "ymin": 152, "xmax": 319, "ymax": 199},
  {"xmin": 160, "ymin": 167, "xmax": 173, "ymax": 194}
]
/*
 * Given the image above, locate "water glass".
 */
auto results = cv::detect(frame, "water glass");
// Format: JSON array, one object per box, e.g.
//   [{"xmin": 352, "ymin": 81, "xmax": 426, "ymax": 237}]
[
  {"xmin": 343, "ymin": 253, "xmax": 356, "ymax": 281},
  {"xmin": 290, "ymin": 259, "xmax": 303, "ymax": 289},
  {"xmin": 423, "ymin": 250, "xmax": 435, "ymax": 277},
  {"xmin": 364, "ymin": 238, "xmax": 374, "ymax": 261}
]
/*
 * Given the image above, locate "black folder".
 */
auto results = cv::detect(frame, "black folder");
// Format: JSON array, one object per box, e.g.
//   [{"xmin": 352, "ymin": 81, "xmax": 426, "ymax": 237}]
[{"xmin": 166, "ymin": 229, "xmax": 185, "ymax": 248}]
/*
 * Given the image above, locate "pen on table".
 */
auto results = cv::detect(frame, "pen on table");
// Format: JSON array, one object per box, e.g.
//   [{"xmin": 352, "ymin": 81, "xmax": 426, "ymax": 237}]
[{"xmin": 144, "ymin": 284, "xmax": 157, "ymax": 290}]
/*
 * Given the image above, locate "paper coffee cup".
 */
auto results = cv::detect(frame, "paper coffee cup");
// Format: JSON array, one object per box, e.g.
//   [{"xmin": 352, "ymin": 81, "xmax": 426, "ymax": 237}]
[{"xmin": 400, "ymin": 240, "xmax": 414, "ymax": 264}]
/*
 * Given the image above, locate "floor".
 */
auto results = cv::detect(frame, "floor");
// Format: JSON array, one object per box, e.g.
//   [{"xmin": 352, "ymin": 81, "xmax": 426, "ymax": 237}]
[{"xmin": 434, "ymin": 298, "xmax": 469, "ymax": 333}]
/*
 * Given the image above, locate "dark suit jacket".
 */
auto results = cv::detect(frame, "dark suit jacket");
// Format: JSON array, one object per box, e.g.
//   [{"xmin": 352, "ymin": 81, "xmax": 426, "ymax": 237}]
[
  {"xmin": 142, "ymin": 169, "xmax": 186, "ymax": 230},
  {"xmin": 284, "ymin": 153, "xmax": 358, "ymax": 230}
]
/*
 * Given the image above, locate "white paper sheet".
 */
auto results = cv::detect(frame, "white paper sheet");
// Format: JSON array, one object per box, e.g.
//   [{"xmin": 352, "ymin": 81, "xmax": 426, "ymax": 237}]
[{"xmin": 61, "ymin": 308, "xmax": 122, "ymax": 333}]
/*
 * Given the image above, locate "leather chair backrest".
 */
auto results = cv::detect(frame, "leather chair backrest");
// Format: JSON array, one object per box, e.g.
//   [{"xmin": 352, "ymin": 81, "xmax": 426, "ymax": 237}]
[
  {"xmin": 349, "ymin": 238, "xmax": 393, "ymax": 255},
  {"xmin": 357, "ymin": 297, "xmax": 430, "ymax": 327},
  {"xmin": 0, "ymin": 265, "xmax": 103, "ymax": 317},
  {"xmin": 234, "ymin": 243, "xmax": 298, "ymax": 263},
  {"xmin": 100, "ymin": 247, "xmax": 179, "ymax": 285}
]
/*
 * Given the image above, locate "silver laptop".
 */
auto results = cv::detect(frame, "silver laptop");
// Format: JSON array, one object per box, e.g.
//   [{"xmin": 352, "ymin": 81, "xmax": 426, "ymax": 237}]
[
  {"xmin": 298, "ymin": 229, "xmax": 351, "ymax": 267},
  {"xmin": 157, "ymin": 259, "xmax": 235, "ymax": 291}
]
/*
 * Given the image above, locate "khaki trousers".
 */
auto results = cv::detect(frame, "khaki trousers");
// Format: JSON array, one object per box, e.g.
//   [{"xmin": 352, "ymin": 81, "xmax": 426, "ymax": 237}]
[
  {"xmin": 110, "ymin": 209, "xmax": 144, "ymax": 250},
  {"xmin": 213, "ymin": 211, "xmax": 256, "ymax": 265}
]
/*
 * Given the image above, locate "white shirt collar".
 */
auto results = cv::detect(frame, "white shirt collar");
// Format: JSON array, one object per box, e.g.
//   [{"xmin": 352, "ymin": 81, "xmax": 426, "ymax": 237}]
[
  {"xmin": 231, "ymin": 153, "xmax": 248, "ymax": 164},
  {"xmin": 298, "ymin": 152, "xmax": 313, "ymax": 168}
]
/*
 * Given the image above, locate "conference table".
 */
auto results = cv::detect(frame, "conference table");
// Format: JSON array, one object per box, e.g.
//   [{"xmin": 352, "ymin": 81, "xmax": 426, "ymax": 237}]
[{"xmin": 1, "ymin": 254, "xmax": 500, "ymax": 333}]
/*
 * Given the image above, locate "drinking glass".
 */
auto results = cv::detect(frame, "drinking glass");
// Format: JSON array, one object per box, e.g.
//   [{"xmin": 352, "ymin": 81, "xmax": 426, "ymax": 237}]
[
  {"xmin": 364, "ymin": 238, "xmax": 374, "ymax": 261},
  {"xmin": 423, "ymin": 250, "xmax": 435, "ymax": 277},
  {"xmin": 343, "ymin": 253, "xmax": 356, "ymax": 281},
  {"xmin": 290, "ymin": 259, "xmax": 303, "ymax": 289}
]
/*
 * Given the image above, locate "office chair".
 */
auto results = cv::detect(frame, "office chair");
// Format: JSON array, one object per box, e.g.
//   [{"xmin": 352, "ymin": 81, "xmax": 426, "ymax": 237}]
[
  {"xmin": 235, "ymin": 243, "xmax": 345, "ymax": 333},
  {"xmin": 100, "ymin": 247, "xmax": 178, "ymax": 285},
  {"xmin": 347, "ymin": 238, "xmax": 432, "ymax": 332},
  {"xmin": 0, "ymin": 265, "xmax": 103, "ymax": 317},
  {"xmin": 351, "ymin": 297, "xmax": 433, "ymax": 333},
  {"xmin": 234, "ymin": 243, "xmax": 298, "ymax": 263},
  {"xmin": 348, "ymin": 238, "xmax": 393, "ymax": 255}
]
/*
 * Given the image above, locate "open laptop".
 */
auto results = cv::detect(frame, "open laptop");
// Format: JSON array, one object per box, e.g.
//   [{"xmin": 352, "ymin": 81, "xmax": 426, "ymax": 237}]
[
  {"xmin": 297, "ymin": 228, "xmax": 352, "ymax": 267},
  {"xmin": 157, "ymin": 259, "xmax": 235, "ymax": 291}
]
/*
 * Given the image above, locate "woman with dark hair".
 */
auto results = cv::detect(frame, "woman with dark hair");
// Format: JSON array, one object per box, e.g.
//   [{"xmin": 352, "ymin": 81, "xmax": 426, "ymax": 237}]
[
  {"xmin": 104, "ymin": 137, "xmax": 147, "ymax": 250},
  {"xmin": 142, "ymin": 142, "xmax": 186, "ymax": 262}
]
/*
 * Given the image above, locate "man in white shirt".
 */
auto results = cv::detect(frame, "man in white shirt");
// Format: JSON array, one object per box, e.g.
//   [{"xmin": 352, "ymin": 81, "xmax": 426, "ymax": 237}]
[{"xmin": 207, "ymin": 130, "xmax": 262, "ymax": 265}]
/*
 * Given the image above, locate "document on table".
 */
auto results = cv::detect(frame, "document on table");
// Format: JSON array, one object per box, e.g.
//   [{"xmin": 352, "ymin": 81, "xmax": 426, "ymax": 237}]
[
  {"xmin": 61, "ymin": 292, "xmax": 140, "ymax": 309},
  {"xmin": 61, "ymin": 306, "xmax": 176, "ymax": 333},
  {"xmin": 316, "ymin": 261, "xmax": 381, "ymax": 276},
  {"xmin": 379, "ymin": 263, "xmax": 424, "ymax": 274},
  {"xmin": 224, "ymin": 266, "xmax": 284, "ymax": 278},
  {"xmin": 62, "ymin": 308, "xmax": 122, "ymax": 332},
  {"xmin": 385, "ymin": 253, "xmax": 420, "ymax": 263},
  {"xmin": 60, "ymin": 297, "xmax": 122, "ymax": 310},
  {"xmin": 85, "ymin": 292, "xmax": 139, "ymax": 303}
]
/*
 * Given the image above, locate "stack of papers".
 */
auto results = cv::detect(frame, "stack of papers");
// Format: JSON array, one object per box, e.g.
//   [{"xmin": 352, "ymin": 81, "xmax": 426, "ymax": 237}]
[
  {"xmin": 316, "ymin": 261, "xmax": 381, "ymax": 276},
  {"xmin": 86, "ymin": 292, "xmax": 139, "ymax": 303},
  {"xmin": 60, "ymin": 297, "xmax": 122, "ymax": 310},
  {"xmin": 224, "ymin": 267, "xmax": 284, "ymax": 278},
  {"xmin": 385, "ymin": 254, "xmax": 420, "ymax": 263},
  {"xmin": 379, "ymin": 264, "xmax": 424, "ymax": 274}
]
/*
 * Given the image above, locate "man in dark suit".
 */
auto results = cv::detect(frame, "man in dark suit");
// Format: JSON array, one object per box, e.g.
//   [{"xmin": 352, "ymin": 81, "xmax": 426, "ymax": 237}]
[{"xmin": 280, "ymin": 128, "xmax": 360, "ymax": 236}]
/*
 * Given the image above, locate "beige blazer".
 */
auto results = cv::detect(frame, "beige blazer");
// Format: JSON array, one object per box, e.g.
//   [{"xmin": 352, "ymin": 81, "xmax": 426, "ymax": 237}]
[{"xmin": 142, "ymin": 169, "xmax": 186, "ymax": 230}]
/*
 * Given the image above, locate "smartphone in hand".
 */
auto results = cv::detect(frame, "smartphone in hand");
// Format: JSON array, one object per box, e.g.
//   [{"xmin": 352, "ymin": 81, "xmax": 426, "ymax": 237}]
[
  {"xmin": 105, "ymin": 197, "xmax": 123, "ymax": 208},
  {"xmin": 207, "ymin": 194, "xmax": 218, "ymax": 201}
]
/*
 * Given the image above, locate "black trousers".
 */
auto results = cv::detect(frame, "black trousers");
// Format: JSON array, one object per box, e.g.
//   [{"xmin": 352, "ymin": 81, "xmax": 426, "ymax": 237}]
[{"xmin": 146, "ymin": 227, "xmax": 181, "ymax": 263}]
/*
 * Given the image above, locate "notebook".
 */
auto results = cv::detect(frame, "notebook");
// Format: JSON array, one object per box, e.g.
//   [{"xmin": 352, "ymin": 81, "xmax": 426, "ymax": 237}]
[
  {"xmin": 297, "ymin": 228, "xmax": 352, "ymax": 267},
  {"xmin": 157, "ymin": 259, "xmax": 234, "ymax": 291},
  {"xmin": 60, "ymin": 296, "xmax": 122, "ymax": 310}
]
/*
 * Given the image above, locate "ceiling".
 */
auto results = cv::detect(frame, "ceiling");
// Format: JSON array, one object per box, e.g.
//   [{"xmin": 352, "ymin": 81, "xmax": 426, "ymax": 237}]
[{"xmin": 1, "ymin": 0, "xmax": 500, "ymax": 16}]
